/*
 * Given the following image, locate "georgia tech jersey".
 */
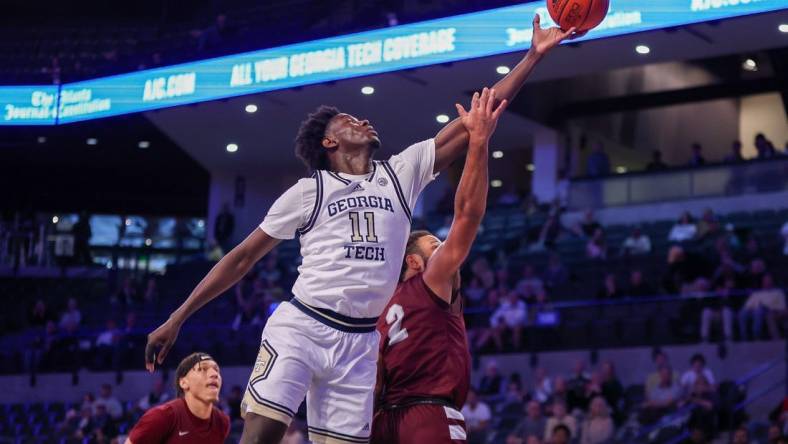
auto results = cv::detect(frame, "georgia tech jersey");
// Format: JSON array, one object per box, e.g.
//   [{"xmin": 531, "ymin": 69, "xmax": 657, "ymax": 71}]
[{"xmin": 259, "ymin": 139, "xmax": 437, "ymax": 319}]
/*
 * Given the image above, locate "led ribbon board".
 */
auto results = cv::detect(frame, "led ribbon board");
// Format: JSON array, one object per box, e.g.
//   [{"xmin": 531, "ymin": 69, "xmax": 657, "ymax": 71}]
[{"xmin": 2, "ymin": 0, "xmax": 786, "ymax": 125}]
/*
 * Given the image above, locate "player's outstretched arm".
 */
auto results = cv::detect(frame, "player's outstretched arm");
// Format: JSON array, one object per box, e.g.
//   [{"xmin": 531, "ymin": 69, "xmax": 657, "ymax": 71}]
[
  {"xmin": 424, "ymin": 88, "xmax": 507, "ymax": 302},
  {"xmin": 432, "ymin": 14, "xmax": 581, "ymax": 174},
  {"xmin": 144, "ymin": 228, "xmax": 280, "ymax": 371}
]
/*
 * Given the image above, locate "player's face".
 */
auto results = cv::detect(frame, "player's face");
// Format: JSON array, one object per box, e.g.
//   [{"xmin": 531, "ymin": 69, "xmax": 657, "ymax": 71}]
[
  {"xmin": 325, "ymin": 113, "xmax": 381, "ymax": 152},
  {"xmin": 418, "ymin": 235, "xmax": 442, "ymax": 262},
  {"xmin": 182, "ymin": 360, "xmax": 222, "ymax": 403}
]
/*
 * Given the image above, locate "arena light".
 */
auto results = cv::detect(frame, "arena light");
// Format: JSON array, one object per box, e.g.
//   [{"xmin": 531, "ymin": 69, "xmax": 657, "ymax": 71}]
[
  {"xmin": 51, "ymin": 216, "xmax": 59, "ymax": 224},
  {"xmin": 635, "ymin": 45, "xmax": 650, "ymax": 55},
  {"xmin": 125, "ymin": 218, "xmax": 132, "ymax": 226},
  {"xmin": 492, "ymin": 150, "xmax": 504, "ymax": 159},
  {"xmin": 145, "ymin": 238, "xmax": 153, "ymax": 246},
  {"xmin": 245, "ymin": 104, "xmax": 258, "ymax": 113},
  {"xmin": 197, "ymin": 220, "xmax": 205, "ymax": 228},
  {"xmin": 361, "ymin": 86, "xmax": 375, "ymax": 95},
  {"xmin": 138, "ymin": 140, "xmax": 150, "ymax": 149},
  {"xmin": 86, "ymin": 137, "xmax": 98, "ymax": 145},
  {"xmin": 526, "ymin": 163, "xmax": 535, "ymax": 172},
  {"xmin": 37, "ymin": 136, "xmax": 46, "ymax": 144},
  {"xmin": 742, "ymin": 58, "xmax": 758, "ymax": 71},
  {"xmin": 436, "ymin": 114, "xmax": 450, "ymax": 123},
  {"xmin": 616, "ymin": 166, "xmax": 628, "ymax": 174},
  {"xmin": 226, "ymin": 143, "xmax": 239, "ymax": 152},
  {"xmin": 491, "ymin": 179, "xmax": 503, "ymax": 188},
  {"xmin": 779, "ymin": 24, "xmax": 788, "ymax": 33},
  {"xmin": 496, "ymin": 65, "xmax": 511, "ymax": 75}
]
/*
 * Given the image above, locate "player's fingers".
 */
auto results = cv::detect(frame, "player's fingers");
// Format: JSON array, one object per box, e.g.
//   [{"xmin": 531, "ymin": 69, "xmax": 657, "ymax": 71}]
[
  {"xmin": 480, "ymin": 87, "xmax": 489, "ymax": 109},
  {"xmin": 486, "ymin": 89, "xmax": 497, "ymax": 115},
  {"xmin": 157, "ymin": 341, "xmax": 173, "ymax": 365},
  {"xmin": 455, "ymin": 103, "xmax": 467, "ymax": 117},
  {"xmin": 492, "ymin": 99, "xmax": 508, "ymax": 119},
  {"xmin": 569, "ymin": 29, "xmax": 588, "ymax": 40},
  {"xmin": 471, "ymin": 91, "xmax": 480, "ymax": 110},
  {"xmin": 533, "ymin": 14, "xmax": 541, "ymax": 30},
  {"xmin": 144, "ymin": 340, "xmax": 157, "ymax": 364}
]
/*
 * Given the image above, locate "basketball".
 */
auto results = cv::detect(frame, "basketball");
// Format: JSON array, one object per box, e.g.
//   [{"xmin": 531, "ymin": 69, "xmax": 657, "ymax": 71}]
[{"xmin": 546, "ymin": 0, "xmax": 610, "ymax": 32}]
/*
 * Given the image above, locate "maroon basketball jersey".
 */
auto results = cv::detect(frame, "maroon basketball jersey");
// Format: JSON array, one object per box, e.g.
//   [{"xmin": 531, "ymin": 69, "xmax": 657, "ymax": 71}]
[
  {"xmin": 128, "ymin": 398, "xmax": 229, "ymax": 444},
  {"xmin": 376, "ymin": 273, "xmax": 471, "ymax": 409}
]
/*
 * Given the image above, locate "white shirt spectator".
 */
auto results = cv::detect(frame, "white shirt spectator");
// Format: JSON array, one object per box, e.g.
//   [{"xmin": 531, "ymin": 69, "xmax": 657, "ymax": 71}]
[
  {"xmin": 95, "ymin": 329, "xmax": 118, "ymax": 347},
  {"xmin": 623, "ymin": 234, "xmax": 652, "ymax": 254},
  {"xmin": 93, "ymin": 395, "xmax": 123, "ymax": 419},
  {"xmin": 669, "ymin": 223, "xmax": 697, "ymax": 242},
  {"xmin": 462, "ymin": 401, "xmax": 492, "ymax": 430},
  {"xmin": 680, "ymin": 368, "xmax": 715, "ymax": 391},
  {"xmin": 59, "ymin": 309, "xmax": 82, "ymax": 329},
  {"xmin": 491, "ymin": 299, "xmax": 527, "ymax": 328},
  {"xmin": 743, "ymin": 288, "xmax": 786, "ymax": 311}
]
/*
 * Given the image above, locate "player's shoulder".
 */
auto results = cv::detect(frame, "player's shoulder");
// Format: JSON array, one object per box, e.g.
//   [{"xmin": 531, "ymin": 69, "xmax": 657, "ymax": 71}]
[
  {"xmin": 213, "ymin": 405, "xmax": 230, "ymax": 427},
  {"xmin": 153, "ymin": 398, "xmax": 181, "ymax": 415}
]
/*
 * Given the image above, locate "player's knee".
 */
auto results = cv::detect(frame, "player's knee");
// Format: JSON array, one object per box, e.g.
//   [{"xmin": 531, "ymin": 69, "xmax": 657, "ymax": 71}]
[{"xmin": 239, "ymin": 412, "xmax": 288, "ymax": 444}]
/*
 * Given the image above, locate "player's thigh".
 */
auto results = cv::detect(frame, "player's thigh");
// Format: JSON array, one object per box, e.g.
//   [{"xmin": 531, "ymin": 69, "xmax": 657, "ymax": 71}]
[
  {"xmin": 242, "ymin": 304, "xmax": 314, "ymax": 426},
  {"xmin": 397, "ymin": 405, "xmax": 467, "ymax": 444},
  {"xmin": 306, "ymin": 331, "xmax": 379, "ymax": 444}
]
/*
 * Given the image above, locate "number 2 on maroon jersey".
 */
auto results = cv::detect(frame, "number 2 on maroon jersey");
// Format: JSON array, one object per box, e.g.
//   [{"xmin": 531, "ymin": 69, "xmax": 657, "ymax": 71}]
[{"xmin": 385, "ymin": 304, "xmax": 408, "ymax": 346}]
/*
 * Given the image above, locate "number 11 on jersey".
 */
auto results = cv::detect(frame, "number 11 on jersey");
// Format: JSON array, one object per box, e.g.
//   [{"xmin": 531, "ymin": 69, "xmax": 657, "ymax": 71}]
[{"xmin": 349, "ymin": 211, "xmax": 378, "ymax": 243}]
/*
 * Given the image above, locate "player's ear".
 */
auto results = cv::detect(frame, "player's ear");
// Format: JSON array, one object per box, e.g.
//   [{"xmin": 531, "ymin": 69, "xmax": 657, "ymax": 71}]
[
  {"xmin": 322, "ymin": 137, "xmax": 338, "ymax": 149},
  {"xmin": 179, "ymin": 378, "xmax": 188, "ymax": 393}
]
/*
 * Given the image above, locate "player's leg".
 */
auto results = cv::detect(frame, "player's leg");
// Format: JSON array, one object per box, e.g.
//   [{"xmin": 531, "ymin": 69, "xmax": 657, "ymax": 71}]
[
  {"xmin": 396, "ymin": 404, "xmax": 467, "ymax": 444},
  {"xmin": 307, "ymin": 330, "xmax": 378, "ymax": 444},
  {"xmin": 240, "ymin": 302, "xmax": 315, "ymax": 444}
]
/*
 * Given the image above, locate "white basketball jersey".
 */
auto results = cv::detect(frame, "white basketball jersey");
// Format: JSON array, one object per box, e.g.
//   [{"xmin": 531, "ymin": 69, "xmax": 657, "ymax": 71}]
[{"xmin": 260, "ymin": 139, "xmax": 437, "ymax": 319}]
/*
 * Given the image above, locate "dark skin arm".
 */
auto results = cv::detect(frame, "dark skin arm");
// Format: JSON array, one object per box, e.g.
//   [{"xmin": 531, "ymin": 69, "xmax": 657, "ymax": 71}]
[
  {"xmin": 433, "ymin": 15, "xmax": 582, "ymax": 173},
  {"xmin": 424, "ymin": 88, "xmax": 507, "ymax": 302},
  {"xmin": 144, "ymin": 228, "xmax": 280, "ymax": 371}
]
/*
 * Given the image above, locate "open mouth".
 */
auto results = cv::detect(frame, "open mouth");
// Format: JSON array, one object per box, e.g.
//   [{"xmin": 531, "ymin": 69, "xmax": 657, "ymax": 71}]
[{"xmin": 207, "ymin": 382, "xmax": 219, "ymax": 389}]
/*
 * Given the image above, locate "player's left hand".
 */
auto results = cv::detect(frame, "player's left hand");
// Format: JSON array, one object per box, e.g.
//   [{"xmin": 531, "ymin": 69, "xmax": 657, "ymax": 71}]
[
  {"xmin": 145, "ymin": 318, "xmax": 181, "ymax": 372},
  {"xmin": 455, "ymin": 87, "xmax": 508, "ymax": 141},
  {"xmin": 531, "ymin": 13, "xmax": 587, "ymax": 55}
]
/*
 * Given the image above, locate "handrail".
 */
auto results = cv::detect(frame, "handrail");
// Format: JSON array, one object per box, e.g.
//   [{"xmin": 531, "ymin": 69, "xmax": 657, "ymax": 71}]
[
  {"xmin": 733, "ymin": 379, "xmax": 786, "ymax": 412},
  {"xmin": 734, "ymin": 358, "xmax": 784, "ymax": 386}
]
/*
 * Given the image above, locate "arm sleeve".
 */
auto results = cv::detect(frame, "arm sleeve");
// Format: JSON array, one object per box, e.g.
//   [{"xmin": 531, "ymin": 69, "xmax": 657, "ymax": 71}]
[
  {"xmin": 128, "ymin": 405, "xmax": 172, "ymax": 443},
  {"xmin": 259, "ymin": 179, "xmax": 315, "ymax": 240},
  {"xmin": 387, "ymin": 139, "xmax": 438, "ymax": 209}
]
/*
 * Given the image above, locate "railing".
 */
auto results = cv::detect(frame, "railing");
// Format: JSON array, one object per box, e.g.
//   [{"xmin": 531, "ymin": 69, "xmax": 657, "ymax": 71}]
[{"xmin": 569, "ymin": 157, "xmax": 788, "ymax": 210}]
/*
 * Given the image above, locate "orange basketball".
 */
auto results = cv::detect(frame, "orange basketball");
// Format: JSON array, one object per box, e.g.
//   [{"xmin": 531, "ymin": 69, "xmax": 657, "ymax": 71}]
[{"xmin": 546, "ymin": 0, "xmax": 610, "ymax": 32}]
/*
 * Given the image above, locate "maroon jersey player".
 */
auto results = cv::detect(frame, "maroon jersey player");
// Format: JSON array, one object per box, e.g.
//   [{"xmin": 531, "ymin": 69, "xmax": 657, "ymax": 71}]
[{"xmin": 372, "ymin": 87, "xmax": 507, "ymax": 444}]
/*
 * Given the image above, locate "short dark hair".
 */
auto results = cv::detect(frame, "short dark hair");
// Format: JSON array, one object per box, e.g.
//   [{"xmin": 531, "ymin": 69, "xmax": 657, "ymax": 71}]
[
  {"xmin": 553, "ymin": 424, "xmax": 571, "ymax": 437},
  {"xmin": 175, "ymin": 352, "xmax": 215, "ymax": 397},
  {"xmin": 690, "ymin": 353, "xmax": 706, "ymax": 366},
  {"xmin": 400, "ymin": 230, "xmax": 433, "ymax": 281},
  {"xmin": 294, "ymin": 105, "xmax": 340, "ymax": 172}
]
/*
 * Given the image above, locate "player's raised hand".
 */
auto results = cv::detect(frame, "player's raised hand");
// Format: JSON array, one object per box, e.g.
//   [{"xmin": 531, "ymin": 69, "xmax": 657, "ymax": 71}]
[
  {"xmin": 145, "ymin": 318, "xmax": 181, "ymax": 372},
  {"xmin": 531, "ymin": 13, "xmax": 586, "ymax": 55},
  {"xmin": 455, "ymin": 87, "xmax": 508, "ymax": 141}
]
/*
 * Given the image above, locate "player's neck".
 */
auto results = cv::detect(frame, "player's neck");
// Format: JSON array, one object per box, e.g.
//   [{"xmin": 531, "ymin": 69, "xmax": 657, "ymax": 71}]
[
  {"xmin": 184, "ymin": 394, "xmax": 212, "ymax": 420},
  {"xmin": 329, "ymin": 149, "xmax": 373, "ymax": 175}
]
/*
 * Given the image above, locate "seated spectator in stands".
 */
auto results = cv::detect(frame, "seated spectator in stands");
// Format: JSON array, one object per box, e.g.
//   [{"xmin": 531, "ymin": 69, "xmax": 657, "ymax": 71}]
[
  {"xmin": 743, "ymin": 258, "xmax": 768, "ymax": 290},
  {"xmin": 579, "ymin": 371, "xmax": 604, "ymax": 413},
  {"xmin": 531, "ymin": 368, "xmax": 554, "ymax": 404},
  {"xmin": 121, "ymin": 312, "xmax": 144, "ymax": 367},
  {"xmin": 646, "ymin": 150, "xmax": 668, "ymax": 171},
  {"xmin": 755, "ymin": 133, "xmax": 777, "ymax": 159},
  {"xmin": 575, "ymin": 210, "xmax": 602, "ymax": 238},
  {"xmin": 91, "ymin": 403, "xmax": 117, "ymax": 441},
  {"xmin": 478, "ymin": 361, "xmax": 504, "ymax": 399},
  {"xmin": 94, "ymin": 319, "xmax": 121, "ymax": 370},
  {"xmin": 137, "ymin": 377, "xmax": 171, "ymax": 412},
  {"xmin": 544, "ymin": 401, "xmax": 577, "ymax": 442},
  {"xmin": 28, "ymin": 298, "xmax": 52, "ymax": 328},
  {"xmin": 680, "ymin": 354, "xmax": 715, "ymax": 393},
  {"xmin": 640, "ymin": 365, "xmax": 681, "ymax": 425},
  {"xmin": 567, "ymin": 360, "xmax": 591, "ymax": 413},
  {"xmin": 646, "ymin": 350, "xmax": 678, "ymax": 394},
  {"xmin": 696, "ymin": 208, "xmax": 721, "ymax": 241},
  {"xmin": 621, "ymin": 227, "xmax": 652, "ymax": 256},
  {"xmin": 472, "ymin": 257, "xmax": 496, "ymax": 289},
  {"xmin": 782, "ymin": 221, "xmax": 788, "ymax": 256},
  {"xmin": 663, "ymin": 246, "xmax": 693, "ymax": 294},
  {"xmin": 767, "ymin": 424, "xmax": 784, "ymax": 444},
  {"xmin": 596, "ymin": 273, "xmax": 620, "ymax": 300},
  {"xmin": 600, "ymin": 361, "xmax": 623, "ymax": 423},
  {"xmin": 258, "ymin": 255, "xmax": 283, "ymax": 285},
  {"xmin": 530, "ymin": 290, "xmax": 557, "ymax": 326},
  {"xmin": 669, "ymin": 212, "xmax": 697, "ymax": 242},
  {"xmin": 701, "ymin": 278, "xmax": 735, "ymax": 343},
  {"xmin": 586, "ymin": 228, "xmax": 607, "ymax": 259},
  {"xmin": 232, "ymin": 278, "xmax": 263, "ymax": 331},
  {"xmin": 537, "ymin": 213, "xmax": 567, "ymax": 249},
  {"xmin": 516, "ymin": 264, "xmax": 545, "ymax": 301},
  {"xmin": 685, "ymin": 375, "xmax": 718, "ymax": 438},
  {"xmin": 462, "ymin": 388, "xmax": 492, "ymax": 444},
  {"xmin": 503, "ymin": 379, "xmax": 527, "ymax": 413},
  {"xmin": 543, "ymin": 253, "xmax": 569, "ymax": 289},
  {"xmin": 688, "ymin": 143, "xmax": 706, "ymax": 167},
  {"xmin": 549, "ymin": 376, "xmax": 569, "ymax": 409},
  {"xmin": 142, "ymin": 277, "xmax": 159, "ymax": 310},
  {"xmin": 479, "ymin": 291, "xmax": 527, "ymax": 351},
  {"xmin": 586, "ymin": 142, "xmax": 611, "ymax": 177},
  {"xmin": 724, "ymin": 141, "xmax": 745, "ymax": 163},
  {"xmin": 93, "ymin": 384, "xmax": 123, "ymax": 420},
  {"xmin": 580, "ymin": 396, "xmax": 614, "ymax": 444},
  {"xmin": 224, "ymin": 385, "xmax": 243, "ymax": 423},
  {"xmin": 496, "ymin": 267, "xmax": 512, "ymax": 291},
  {"xmin": 510, "ymin": 400, "xmax": 547, "ymax": 442},
  {"xmin": 59, "ymin": 297, "xmax": 82, "ymax": 330},
  {"xmin": 549, "ymin": 424, "xmax": 572, "ymax": 444},
  {"xmin": 739, "ymin": 273, "xmax": 787, "ymax": 340},
  {"xmin": 682, "ymin": 426, "xmax": 710, "ymax": 444},
  {"xmin": 732, "ymin": 427, "xmax": 751, "ymax": 444},
  {"xmin": 498, "ymin": 185, "xmax": 522, "ymax": 207},
  {"xmin": 627, "ymin": 270, "xmax": 654, "ymax": 298},
  {"xmin": 465, "ymin": 276, "xmax": 487, "ymax": 307},
  {"xmin": 26, "ymin": 320, "xmax": 60, "ymax": 371},
  {"xmin": 116, "ymin": 276, "xmax": 139, "ymax": 306}
]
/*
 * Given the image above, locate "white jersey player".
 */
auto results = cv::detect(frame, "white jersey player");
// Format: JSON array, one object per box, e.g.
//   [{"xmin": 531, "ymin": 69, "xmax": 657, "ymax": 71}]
[{"xmin": 144, "ymin": 15, "xmax": 581, "ymax": 444}]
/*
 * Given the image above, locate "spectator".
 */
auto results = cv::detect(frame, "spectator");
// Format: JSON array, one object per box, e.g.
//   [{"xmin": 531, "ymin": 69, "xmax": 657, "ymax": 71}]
[
  {"xmin": 465, "ymin": 277, "xmax": 487, "ymax": 307},
  {"xmin": 462, "ymin": 388, "xmax": 492, "ymax": 444},
  {"xmin": 669, "ymin": 212, "xmax": 697, "ymax": 242},
  {"xmin": 576, "ymin": 210, "xmax": 602, "ymax": 238},
  {"xmin": 59, "ymin": 297, "xmax": 82, "ymax": 330},
  {"xmin": 646, "ymin": 350, "xmax": 678, "ymax": 394},
  {"xmin": 701, "ymin": 279, "xmax": 734, "ymax": 343},
  {"xmin": 232, "ymin": 278, "xmax": 263, "ymax": 331},
  {"xmin": 567, "ymin": 360, "xmax": 591, "ymax": 413},
  {"xmin": 641, "ymin": 365, "xmax": 681, "ymax": 424},
  {"xmin": 621, "ymin": 227, "xmax": 652, "ymax": 256},
  {"xmin": 481, "ymin": 291, "xmax": 527, "ymax": 351},
  {"xmin": 555, "ymin": 170, "xmax": 570, "ymax": 209},
  {"xmin": 258, "ymin": 255, "xmax": 283, "ymax": 285},
  {"xmin": 544, "ymin": 400, "xmax": 577, "ymax": 442},
  {"xmin": 755, "ymin": 133, "xmax": 777, "ymax": 159},
  {"xmin": 478, "ymin": 361, "xmax": 504, "ymax": 399},
  {"xmin": 689, "ymin": 143, "xmax": 706, "ymax": 167},
  {"xmin": 224, "ymin": 385, "xmax": 243, "ymax": 423},
  {"xmin": 586, "ymin": 228, "xmax": 607, "ymax": 260},
  {"xmin": 646, "ymin": 150, "xmax": 668, "ymax": 171},
  {"xmin": 663, "ymin": 246, "xmax": 693, "ymax": 294},
  {"xmin": 627, "ymin": 270, "xmax": 654, "ymax": 297},
  {"xmin": 781, "ymin": 221, "xmax": 788, "ymax": 256},
  {"xmin": 116, "ymin": 277, "xmax": 138, "ymax": 306},
  {"xmin": 550, "ymin": 424, "xmax": 572, "ymax": 444},
  {"xmin": 743, "ymin": 258, "xmax": 768, "ymax": 290},
  {"xmin": 436, "ymin": 215, "xmax": 452, "ymax": 239},
  {"xmin": 73, "ymin": 211, "xmax": 92, "ymax": 265},
  {"xmin": 586, "ymin": 142, "xmax": 611, "ymax": 177},
  {"xmin": 142, "ymin": 277, "xmax": 159, "ymax": 310},
  {"xmin": 550, "ymin": 376, "xmax": 569, "ymax": 408},
  {"xmin": 503, "ymin": 379, "xmax": 527, "ymax": 413},
  {"xmin": 498, "ymin": 185, "xmax": 522, "ymax": 206},
  {"xmin": 28, "ymin": 298, "xmax": 52, "ymax": 328},
  {"xmin": 596, "ymin": 273, "xmax": 620, "ymax": 300},
  {"xmin": 600, "ymin": 361, "xmax": 623, "ymax": 422},
  {"xmin": 511, "ymin": 400, "xmax": 547, "ymax": 442},
  {"xmin": 531, "ymin": 368, "xmax": 553, "ymax": 404},
  {"xmin": 91, "ymin": 403, "xmax": 117, "ymax": 441},
  {"xmin": 93, "ymin": 384, "xmax": 123, "ymax": 420},
  {"xmin": 138, "ymin": 377, "xmax": 171, "ymax": 412},
  {"xmin": 696, "ymin": 208, "xmax": 721, "ymax": 241},
  {"xmin": 94, "ymin": 319, "xmax": 121, "ymax": 370},
  {"xmin": 530, "ymin": 290, "xmax": 557, "ymax": 326},
  {"xmin": 543, "ymin": 253, "xmax": 569, "ymax": 288},
  {"xmin": 682, "ymin": 426, "xmax": 710, "ymax": 444},
  {"xmin": 739, "ymin": 273, "xmax": 787, "ymax": 341},
  {"xmin": 516, "ymin": 264, "xmax": 545, "ymax": 301},
  {"xmin": 685, "ymin": 375, "xmax": 718, "ymax": 437},
  {"xmin": 680, "ymin": 354, "xmax": 715, "ymax": 393},
  {"xmin": 768, "ymin": 424, "xmax": 783, "ymax": 444},
  {"xmin": 580, "ymin": 396, "xmax": 614, "ymax": 444},
  {"xmin": 537, "ymin": 213, "xmax": 566, "ymax": 249},
  {"xmin": 213, "ymin": 203, "xmax": 235, "ymax": 253},
  {"xmin": 724, "ymin": 141, "xmax": 744, "ymax": 163},
  {"xmin": 732, "ymin": 427, "xmax": 751, "ymax": 444}
]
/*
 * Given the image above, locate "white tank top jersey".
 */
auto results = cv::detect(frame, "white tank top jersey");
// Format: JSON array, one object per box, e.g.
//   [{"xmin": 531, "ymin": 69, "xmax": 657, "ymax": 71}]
[{"xmin": 259, "ymin": 138, "xmax": 437, "ymax": 320}]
